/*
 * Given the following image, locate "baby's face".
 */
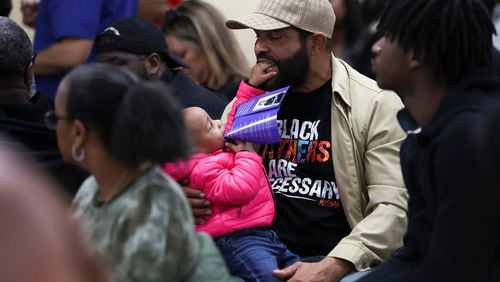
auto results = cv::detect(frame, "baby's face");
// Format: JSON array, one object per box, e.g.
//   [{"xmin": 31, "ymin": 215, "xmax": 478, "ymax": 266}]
[{"xmin": 185, "ymin": 107, "xmax": 225, "ymax": 153}]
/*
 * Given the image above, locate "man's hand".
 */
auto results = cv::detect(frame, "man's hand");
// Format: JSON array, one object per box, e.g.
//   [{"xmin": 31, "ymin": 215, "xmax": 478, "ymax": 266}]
[
  {"xmin": 181, "ymin": 182, "xmax": 212, "ymax": 225},
  {"xmin": 21, "ymin": 0, "xmax": 40, "ymax": 28},
  {"xmin": 273, "ymin": 257, "xmax": 354, "ymax": 282}
]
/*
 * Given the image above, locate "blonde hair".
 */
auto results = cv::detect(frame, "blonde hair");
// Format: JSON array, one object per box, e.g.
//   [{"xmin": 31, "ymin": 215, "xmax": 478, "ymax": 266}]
[{"xmin": 163, "ymin": 0, "xmax": 250, "ymax": 90}]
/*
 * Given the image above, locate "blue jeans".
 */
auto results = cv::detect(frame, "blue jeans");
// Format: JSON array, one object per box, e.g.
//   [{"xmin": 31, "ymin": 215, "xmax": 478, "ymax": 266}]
[
  {"xmin": 341, "ymin": 270, "xmax": 372, "ymax": 282},
  {"xmin": 215, "ymin": 228, "xmax": 300, "ymax": 282}
]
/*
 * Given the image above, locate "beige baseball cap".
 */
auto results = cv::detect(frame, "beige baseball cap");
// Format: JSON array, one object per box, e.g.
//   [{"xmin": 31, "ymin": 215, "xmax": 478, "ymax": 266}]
[{"xmin": 226, "ymin": 0, "xmax": 336, "ymax": 39}]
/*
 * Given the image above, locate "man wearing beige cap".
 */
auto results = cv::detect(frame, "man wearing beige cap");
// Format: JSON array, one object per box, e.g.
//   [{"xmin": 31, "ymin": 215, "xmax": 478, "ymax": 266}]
[{"xmin": 185, "ymin": 0, "xmax": 408, "ymax": 281}]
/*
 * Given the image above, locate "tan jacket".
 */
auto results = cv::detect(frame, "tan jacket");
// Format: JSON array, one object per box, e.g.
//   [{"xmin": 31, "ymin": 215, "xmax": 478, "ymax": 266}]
[
  {"xmin": 221, "ymin": 56, "xmax": 408, "ymax": 271},
  {"xmin": 327, "ymin": 57, "xmax": 407, "ymax": 270}
]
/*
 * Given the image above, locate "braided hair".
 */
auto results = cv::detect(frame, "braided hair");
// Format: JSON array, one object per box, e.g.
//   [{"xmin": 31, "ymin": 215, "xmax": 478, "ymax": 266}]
[{"xmin": 378, "ymin": 0, "xmax": 494, "ymax": 85}]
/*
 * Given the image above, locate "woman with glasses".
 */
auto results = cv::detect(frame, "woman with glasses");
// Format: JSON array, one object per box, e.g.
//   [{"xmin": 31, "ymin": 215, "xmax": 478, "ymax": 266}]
[{"xmin": 50, "ymin": 63, "xmax": 234, "ymax": 281}]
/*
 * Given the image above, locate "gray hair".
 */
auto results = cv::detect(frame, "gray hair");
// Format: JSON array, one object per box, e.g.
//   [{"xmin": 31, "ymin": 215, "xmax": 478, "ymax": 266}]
[{"xmin": 0, "ymin": 17, "xmax": 32, "ymax": 76}]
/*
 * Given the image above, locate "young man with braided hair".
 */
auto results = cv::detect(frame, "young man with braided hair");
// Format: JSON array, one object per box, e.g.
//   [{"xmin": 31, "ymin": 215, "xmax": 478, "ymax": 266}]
[{"xmin": 362, "ymin": 0, "xmax": 500, "ymax": 281}]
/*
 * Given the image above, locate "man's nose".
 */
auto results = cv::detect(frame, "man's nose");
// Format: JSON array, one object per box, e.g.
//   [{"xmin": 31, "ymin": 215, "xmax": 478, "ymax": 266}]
[{"xmin": 254, "ymin": 38, "xmax": 269, "ymax": 56}]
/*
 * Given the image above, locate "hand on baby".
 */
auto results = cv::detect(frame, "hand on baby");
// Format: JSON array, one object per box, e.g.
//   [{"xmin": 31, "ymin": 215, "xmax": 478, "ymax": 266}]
[
  {"xmin": 225, "ymin": 140, "xmax": 254, "ymax": 153},
  {"xmin": 248, "ymin": 61, "xmax": 278, "ymax": 87}
]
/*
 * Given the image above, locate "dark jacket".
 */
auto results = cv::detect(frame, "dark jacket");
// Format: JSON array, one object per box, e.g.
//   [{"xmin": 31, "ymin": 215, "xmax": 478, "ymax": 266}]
[
  {"xmin": 160, "ymin": 68, "xmax": 228, "ymax": 119},
  {"xmin": 0, "ymin": 89, "xmax": 88, "ymax": 197},
  {"xmin": 393, "ymin": 70, "xmax": 500, "ymax": 282},
  {"xmin": 214, "ymin": 79, "xmax": 241, "ymax": 101}
]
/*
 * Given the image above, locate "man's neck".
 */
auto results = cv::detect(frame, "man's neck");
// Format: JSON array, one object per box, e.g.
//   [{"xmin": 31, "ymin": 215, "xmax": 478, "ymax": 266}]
[
  {"xmin": 0, "ymin": 78, "xmax": 29, "ymax": 102},
  {"xmin": 150, "ymin": 64, "xmax": 168, "ymax": 80},
  {"xmin": 401, "ymin": 77, "xmax": 446, "ymax": 127},
  {"xmin": 291, "ymin": 54, "xmax": 332, "ymax": 93}
]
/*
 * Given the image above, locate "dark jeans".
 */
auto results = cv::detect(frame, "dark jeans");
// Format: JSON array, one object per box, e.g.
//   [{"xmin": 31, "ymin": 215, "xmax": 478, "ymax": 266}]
[
  {"xmin": 358, "ymin": 249, "xmax": 416, "ymax": 282},
  {"xmin": 215, "ymin": 228, "xmax": 300, "ymax": 282}
]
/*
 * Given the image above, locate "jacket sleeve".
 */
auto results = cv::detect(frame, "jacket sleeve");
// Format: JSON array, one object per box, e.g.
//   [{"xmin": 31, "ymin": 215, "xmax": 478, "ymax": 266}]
[
  {"xmin": 329, "ymin": 90, "xmax": 408, "ymax": 271},
  {"xmin": 191, "ymin": 152, "xmax": 266, "ymax": 206},
  {"xmin": 224, "ymin": 81, "xmax": 265, "ymax": 133},
  {"xmin": 162, "ymin": 161, "xmax": 192, "ymax": 182}
]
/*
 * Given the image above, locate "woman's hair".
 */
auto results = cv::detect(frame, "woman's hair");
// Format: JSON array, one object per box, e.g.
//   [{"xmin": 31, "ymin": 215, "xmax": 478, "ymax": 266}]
[
  {"xmin": 378, "ymin": 0, "xmax": 494, "ymax": 85},
  {"xmin": 64, "ymin": 63, "xmax": 190, "ymax": 168},
  {"xmin": 163, "ymin": 0, "xmax": 249, "ymax": 90}
]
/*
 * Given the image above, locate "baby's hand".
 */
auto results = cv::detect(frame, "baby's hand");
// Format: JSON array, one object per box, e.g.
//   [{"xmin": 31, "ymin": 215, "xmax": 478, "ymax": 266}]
[
  {"xmin": 249, "ymin": 61, "xmax": 278, "ymax": 87},
  {"xmin": 225, "ymin": 140, "xmax": 254, "ymax": 153}
]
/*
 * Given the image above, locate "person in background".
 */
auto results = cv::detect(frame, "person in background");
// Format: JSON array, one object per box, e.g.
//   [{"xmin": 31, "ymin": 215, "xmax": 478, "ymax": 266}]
[
  {"xmin": 0, "ymin": 16, "xmax": 87, "ymax": 196},
  {"xmin": 482, "ymin": 0, "xmax": 500, "ymax": 77},
  {"xmin": 329, "ymin": 0, "xmax": 363, "ymax": 61},
  {"xmin": 167, "ymin": 0, "xmax": 182, "ymax": 9},
  {"xmin": 186, "ymin": 0, "xmax": 408, "ymax": 281},
  {"xmin": 0, "ymin": 0, "xmax": 11, "ymax": 16},
  {"xmin": 162, "ymin": 0, "xmax": 250, "ymax": 100},
  {"xmin": 138, "ymin": 0, "xmax": 169, "ymax": 27},
  {"xmin": 164, "ymin": 62, "xmax": 299, "ymax": 281},
  {"xmin": 31, "ymin": 0, "xmax": 137, "ymax": 99},
  {"xmin": 491, "ymin": 0, "xmax": 500, "ymax": 50},
  {"xmin": 0, "ymin": 141, "xmax": 108, "ymax": 282},
  {"xmin": 96, "ymin": 17, "xmax": 228, "ymax": 118},
  {"xmin": 329, "ymin": 0, "xmax": 387, "ymax": 79},
  {"xmin": 362, "ymin": 0, "xmax": 500, "ymax": 281},
  {"xmin": 348, "ymin": 0, "xmax": 388, "ymax": 79},
  {"xmin": 54, "ymin": 62, "xmax": 234, "ymax": 281},
  {"xmin": 21, "ymin": 0, "xmax": 39, "ymax": 27}
]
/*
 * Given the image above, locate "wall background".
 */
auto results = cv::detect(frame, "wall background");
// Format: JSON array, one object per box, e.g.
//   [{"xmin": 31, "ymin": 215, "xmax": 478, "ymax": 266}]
[
  {"xmin": 10, "ymin": 0, "xmax": 34, "ymax": 38},
  {"xmin": 8, "ymin": 0, "xmax": 259, "ymax": 66},
  {"xmin": 206, "ymin": 0, "xmax": 259, "ymax": 66}
]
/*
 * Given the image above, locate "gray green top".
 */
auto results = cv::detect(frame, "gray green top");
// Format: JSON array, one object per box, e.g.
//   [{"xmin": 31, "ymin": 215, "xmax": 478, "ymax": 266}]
[{"xmin": 73, "ymin": 167, "xmax": 235, "ymax": 282}]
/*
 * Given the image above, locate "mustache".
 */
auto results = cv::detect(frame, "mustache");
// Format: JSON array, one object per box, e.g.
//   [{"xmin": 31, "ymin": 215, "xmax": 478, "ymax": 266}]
[{"xmin": 256, "ymin": 53, "xmax": 280, "ymax": 67}]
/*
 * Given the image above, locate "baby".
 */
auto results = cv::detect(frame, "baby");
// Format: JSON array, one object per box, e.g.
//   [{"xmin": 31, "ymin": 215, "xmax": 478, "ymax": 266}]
[{"xmin": 164, "ymin": 62, "xmax": 299, "ymax": 281}]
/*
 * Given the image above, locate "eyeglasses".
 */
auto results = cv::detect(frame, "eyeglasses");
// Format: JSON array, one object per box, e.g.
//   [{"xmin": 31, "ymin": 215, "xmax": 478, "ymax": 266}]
[
  {"xmin": 44, "ymin": 110, "xmax": 71, "ymax": 130},
  {"xmin": 31, "ymin": 52, "xmax": 37, "ymax": 65},
  {"xmin": 24, "ymin": 52, "xmax": 37, "ymax": 74}
]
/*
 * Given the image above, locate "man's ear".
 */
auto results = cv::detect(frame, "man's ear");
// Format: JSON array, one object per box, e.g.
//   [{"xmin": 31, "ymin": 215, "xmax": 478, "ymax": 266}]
[
  {"xmin": 408, "ymin": 50, "xmax": 422, "ymax": 69},
  {"xmin": 24, "ymin": 63, "xmax": 34, "ymax": 90},
  {"xmin": 309, "ymin": 33, "xmax": 329, "ymax": 55},
  {"xmin": 144, "ymin": 52, "xmax": 163, "ymax": 79}
]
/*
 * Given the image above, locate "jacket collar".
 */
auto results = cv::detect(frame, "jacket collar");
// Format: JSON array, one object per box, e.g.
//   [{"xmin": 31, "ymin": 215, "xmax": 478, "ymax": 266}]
[
  {"xmin": 330, "ymin": 55, "xmax": 351, "ymax": 108},
  {"xmin": 397, "ymin": 108, "xmax": 421, "ymax": 135}
]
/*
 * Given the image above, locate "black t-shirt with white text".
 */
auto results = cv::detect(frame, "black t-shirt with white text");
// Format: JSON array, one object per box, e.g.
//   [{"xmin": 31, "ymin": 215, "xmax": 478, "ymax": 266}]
[{"xmin": 259, "ymin": 81, "xmax": 351, "ymax": 257}]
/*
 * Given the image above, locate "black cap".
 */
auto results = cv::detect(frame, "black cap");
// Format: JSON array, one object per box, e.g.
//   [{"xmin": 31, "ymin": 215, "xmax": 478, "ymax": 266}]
[{"xmin": 96, "ymin": 17, "xmax": 188, "ymax": 68}]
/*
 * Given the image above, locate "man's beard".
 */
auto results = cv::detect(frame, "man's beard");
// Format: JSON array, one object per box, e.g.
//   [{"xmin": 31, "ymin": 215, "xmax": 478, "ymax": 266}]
[{"xmin": 257, "ymin": 46, "xmax": 310, "ymax": 91}]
